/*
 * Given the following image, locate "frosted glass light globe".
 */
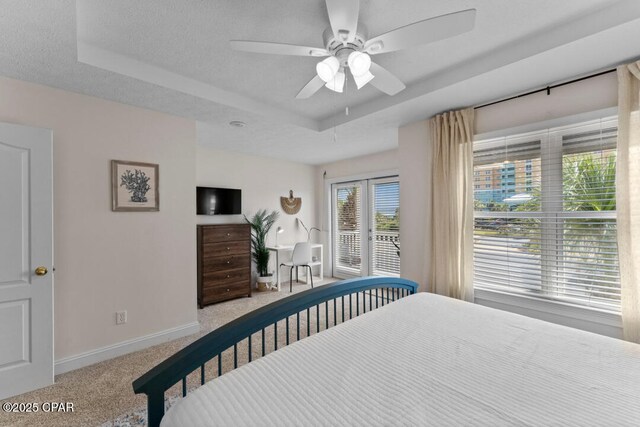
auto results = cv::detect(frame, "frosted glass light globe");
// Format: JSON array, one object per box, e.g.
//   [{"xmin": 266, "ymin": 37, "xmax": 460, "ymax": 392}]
[
  {"xmin": 347, "ymin": 52, "xmax": 372, "ymax": 77},
  {"xmin": 353, "ymin": 71, "xmax": 374, "ymax": 89},
  {"xmin": 325, "ymin": 70, "xmax": 346, "ymax": 93},
  {"xmin": 316, "ymin": 56, "xmax": 340, "ymax": 83}
]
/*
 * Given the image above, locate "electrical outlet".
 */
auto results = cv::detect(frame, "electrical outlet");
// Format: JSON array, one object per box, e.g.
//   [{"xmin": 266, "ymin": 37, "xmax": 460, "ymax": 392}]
[{"xmin": 116, "ymin": 310, "xmax": 127, "ymax": 325}]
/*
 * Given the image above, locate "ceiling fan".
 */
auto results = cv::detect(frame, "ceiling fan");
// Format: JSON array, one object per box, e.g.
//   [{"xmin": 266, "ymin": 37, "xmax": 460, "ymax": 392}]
[{"xmin": 230, "ymin": 0, "xmax": 476, "ymax": 99}]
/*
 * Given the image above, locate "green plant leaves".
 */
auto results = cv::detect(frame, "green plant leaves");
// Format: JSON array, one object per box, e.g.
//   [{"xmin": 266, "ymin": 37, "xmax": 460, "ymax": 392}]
[{"xmin": 244, "ymin": 209, "xmax": 280, "ymax": 276}]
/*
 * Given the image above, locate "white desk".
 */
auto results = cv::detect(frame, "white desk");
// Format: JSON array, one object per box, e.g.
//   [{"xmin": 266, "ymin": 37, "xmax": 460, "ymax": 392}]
[{"xmin": 267, "ymin": 244, "xmax": 323, "ymax": 291}]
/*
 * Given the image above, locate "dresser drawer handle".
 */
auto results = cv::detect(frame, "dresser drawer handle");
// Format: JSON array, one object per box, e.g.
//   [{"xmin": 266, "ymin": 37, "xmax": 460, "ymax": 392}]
[
  {"xmin": 226, "ymin": 288, "xmax": 230, "ymax": 292},
  {"xmin": 226, "ymin": 247, "xmax": 230, "ymax": 251},
  {"xmin": 226, "ymin": 275, "xmax": 230, "ymax": 278},
  {"xmin": 226, "ymin": 233, "xmax": 231, "ymax": 237},
  {"xmin": 227, "ymin": 260, "xmax": 231, "ymax": 264}
]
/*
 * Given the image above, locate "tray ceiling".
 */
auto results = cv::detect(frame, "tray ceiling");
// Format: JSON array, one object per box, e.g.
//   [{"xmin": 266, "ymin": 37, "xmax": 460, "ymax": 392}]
[{"xmin": 1, "ymin": 0, "xmax": 640, "ymax": 163}]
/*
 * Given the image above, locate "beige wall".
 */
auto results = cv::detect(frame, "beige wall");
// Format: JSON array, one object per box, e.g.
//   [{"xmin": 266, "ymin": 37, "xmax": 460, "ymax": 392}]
[
  {"xmin": 0, "ymin": 77, "xmax": 197, "ymax": 361},
  {"xmin": 397, "ymin": 123, "xmax": 431, "ymax": 291},
  {"xmin": 476, "ymin": 72, "xmax": 617, "ymax": 135},
  {"xmin": 196, "ymin": 146, "xmax": 317, "ymax": 253},
  {"xmin": 319, "ymin": 149, "xmax": 399, "ymax": 180}
]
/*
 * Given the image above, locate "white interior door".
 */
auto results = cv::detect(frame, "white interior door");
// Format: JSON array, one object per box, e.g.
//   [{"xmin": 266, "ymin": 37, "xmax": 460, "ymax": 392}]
[{"xmin": 0, "ymin": 122, "xmax": 53, "ymax": 399}]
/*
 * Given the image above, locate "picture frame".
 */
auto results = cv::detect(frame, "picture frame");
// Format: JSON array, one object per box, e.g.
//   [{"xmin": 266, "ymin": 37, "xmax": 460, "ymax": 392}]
[{"xmin": 111, "ymin": 160, "xmax": 159, "ymax": 212}]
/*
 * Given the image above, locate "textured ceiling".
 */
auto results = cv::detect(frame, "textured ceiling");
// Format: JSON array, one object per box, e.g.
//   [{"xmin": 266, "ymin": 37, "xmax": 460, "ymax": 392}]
[
  {"xmin": 1, "ymin": 0, "xmax": 640, "ymax": 164},
  {"xmin": 77, "ymin": 0, "xmax": 616, "ymax": 121}
]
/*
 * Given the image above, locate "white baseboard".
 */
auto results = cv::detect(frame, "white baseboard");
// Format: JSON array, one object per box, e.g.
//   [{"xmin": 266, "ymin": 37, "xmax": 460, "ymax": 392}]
[{"xmin": 54, "ymin": 321, "xmax": 201, "ymax": 375}]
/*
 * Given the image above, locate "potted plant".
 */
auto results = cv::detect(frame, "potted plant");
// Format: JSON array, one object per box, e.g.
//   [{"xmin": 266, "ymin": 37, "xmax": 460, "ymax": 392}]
[{"xmin": 245, "ymin": 209, "xmax": 279, "ymax": 291}]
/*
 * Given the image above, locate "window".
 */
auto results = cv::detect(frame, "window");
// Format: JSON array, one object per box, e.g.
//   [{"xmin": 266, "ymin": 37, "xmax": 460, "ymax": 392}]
[{"xmin": 473, "ymin": 118, "xmax": 619, "ymax": 311}]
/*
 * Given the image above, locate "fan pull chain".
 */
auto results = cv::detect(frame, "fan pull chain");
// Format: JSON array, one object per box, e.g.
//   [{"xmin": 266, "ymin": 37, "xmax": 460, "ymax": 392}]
[{"xmin": 333, "ymin": 83, "xmax": 338, "ymax": 143}]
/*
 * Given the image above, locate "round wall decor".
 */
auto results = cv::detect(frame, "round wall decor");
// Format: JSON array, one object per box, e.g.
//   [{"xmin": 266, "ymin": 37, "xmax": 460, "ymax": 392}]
[{"xmin": 281, "ymin": 190, "xmax": 302, "ymax": 214}]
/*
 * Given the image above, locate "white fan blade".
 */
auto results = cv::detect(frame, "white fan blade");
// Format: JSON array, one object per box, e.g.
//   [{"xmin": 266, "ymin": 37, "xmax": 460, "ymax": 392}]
[
  {"xmin": 230, "ymin": 40, "xmax": 329, "ymax": 57},
  {"xmin": 325, "ymin": 0, "xmax": 359, "ymax": 44},
  {"xmin": 364, "ymin": 9, "xmax": 476, "ymax": 55},
  {"xmin": 369, "ymin": 62, "xmax": 405, "ymax": 96},
  {"xmin": 296, "ymin": 75, "xmax": 325, "ymax": 99}
]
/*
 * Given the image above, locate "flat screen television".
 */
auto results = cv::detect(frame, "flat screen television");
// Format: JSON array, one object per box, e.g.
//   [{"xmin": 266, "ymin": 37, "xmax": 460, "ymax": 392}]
[{"xmin": 196, "ymin": 187, "xmax": 241, "ymax": 215}]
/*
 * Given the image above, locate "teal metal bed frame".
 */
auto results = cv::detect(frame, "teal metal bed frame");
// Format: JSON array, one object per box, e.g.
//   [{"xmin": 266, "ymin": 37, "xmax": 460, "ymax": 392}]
[{"xmin": 132, "ymin": 276, "xmax": 418, "ymax": 427}]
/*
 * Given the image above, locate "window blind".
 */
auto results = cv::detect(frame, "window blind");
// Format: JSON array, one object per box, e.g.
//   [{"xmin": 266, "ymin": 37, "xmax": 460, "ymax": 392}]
[
  {"xmin": 473, "ymin": 118, "xmax": 620, "ymax": 311},
  {"xmin": 370, "ymin": 180, "xmax": 400, "ymax": 276},
  {"xmin": 334, "ymin": 184, "xmax": 362, "ymax": 275}
]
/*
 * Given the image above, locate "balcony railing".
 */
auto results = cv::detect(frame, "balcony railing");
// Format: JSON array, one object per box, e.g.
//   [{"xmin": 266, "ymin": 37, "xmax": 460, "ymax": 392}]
[{"xmin": 336, "ymin": 230, "xmax": 400, "ymax": 276}]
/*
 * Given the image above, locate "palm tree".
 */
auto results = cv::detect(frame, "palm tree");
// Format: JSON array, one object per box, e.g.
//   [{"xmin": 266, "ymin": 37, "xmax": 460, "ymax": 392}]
[
  {"xmin": 512, "ymin": 152, "xmax": 617, "ymax": 279},
  {"xmin": 563, "ymin": 151, "xmax": 616, "ymax": 211},
  {"xmin": 512, "ymin": 151, "xmax": 616, "ymax": 212},
  {"xmin": 562, "ymin": 151, "xmax": 617, "ymax": 300}
]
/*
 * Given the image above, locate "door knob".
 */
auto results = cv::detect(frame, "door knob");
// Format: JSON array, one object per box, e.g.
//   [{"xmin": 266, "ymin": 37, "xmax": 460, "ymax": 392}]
[{"xmin": 35, "ymin": 266, "xmax": 48, "ymax": 276}]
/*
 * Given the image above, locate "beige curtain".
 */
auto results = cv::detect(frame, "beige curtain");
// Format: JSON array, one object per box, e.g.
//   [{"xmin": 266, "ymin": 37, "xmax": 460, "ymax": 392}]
[
  {"xmin": 429, "ymin": 108, "xmax": 475, "ymax": 302},
  {"xmin": 617, "ymin": 62, "xmax": 640, "ymax": 343}
]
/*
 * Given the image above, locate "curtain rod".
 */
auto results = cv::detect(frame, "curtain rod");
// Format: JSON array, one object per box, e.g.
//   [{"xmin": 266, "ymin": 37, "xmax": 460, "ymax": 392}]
[{"xmin": 474, "ymin": 68, "xmax": 616, "ymax": 110}]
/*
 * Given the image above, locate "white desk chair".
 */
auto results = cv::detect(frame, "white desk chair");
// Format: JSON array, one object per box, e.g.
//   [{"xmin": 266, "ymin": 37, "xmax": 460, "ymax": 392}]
[{"xmin": 279, "ymin": 242, "xmax": 314, "ymax": 292}]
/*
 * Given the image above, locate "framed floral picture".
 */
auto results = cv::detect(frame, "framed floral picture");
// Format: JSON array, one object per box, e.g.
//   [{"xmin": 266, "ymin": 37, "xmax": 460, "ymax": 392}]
[{"xmin": 111, "ymin": 160, "xmax": 159, "ymax": 211}]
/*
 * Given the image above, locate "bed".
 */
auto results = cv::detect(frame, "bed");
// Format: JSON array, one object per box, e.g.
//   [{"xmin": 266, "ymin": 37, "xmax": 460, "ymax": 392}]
[{"xmin": 133, "ymin": 277, "xmax": 640, "ymax": 426}]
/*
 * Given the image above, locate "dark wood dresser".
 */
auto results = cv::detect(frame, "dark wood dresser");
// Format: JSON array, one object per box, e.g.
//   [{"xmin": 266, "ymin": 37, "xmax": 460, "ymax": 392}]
[{"xmin": 197, "ymin": 224, "xmax": 251, "ymax": 308}]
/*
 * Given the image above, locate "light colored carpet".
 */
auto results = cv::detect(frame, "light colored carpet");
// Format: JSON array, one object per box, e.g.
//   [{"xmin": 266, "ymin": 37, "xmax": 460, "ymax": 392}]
[{"xmin": 1, "ymin": 279, "xmax": 336, "ymax": 427}]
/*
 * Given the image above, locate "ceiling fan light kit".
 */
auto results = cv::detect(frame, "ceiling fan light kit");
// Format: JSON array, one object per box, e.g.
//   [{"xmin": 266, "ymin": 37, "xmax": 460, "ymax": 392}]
[
  {"xmin": 353, "ymin": 70, "xmax": 374, "ymax": 90},
  {"xmin": 316, "ymin": 56, "xmax": 340, "ymax": 82},
  {"xmin": 230, "ymin": 1, "xmax": 476, "ymax": 99},
  {"xmin": 325, "ymin": 70, "xmax": 346, "ymax": 93},
  {"xmin": 347, "ymin": 51, "xmax": 371, "ymax": 76}
]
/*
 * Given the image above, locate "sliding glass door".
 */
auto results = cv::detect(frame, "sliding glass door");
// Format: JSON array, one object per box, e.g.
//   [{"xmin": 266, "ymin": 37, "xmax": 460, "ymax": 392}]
[{"xmin": 332, "ymin": 177, "xmax": 400, "ymax": 278}]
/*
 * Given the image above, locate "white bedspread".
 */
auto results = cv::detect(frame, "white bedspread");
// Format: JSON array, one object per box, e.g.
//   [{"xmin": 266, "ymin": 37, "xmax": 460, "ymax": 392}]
[{"xmin": 162, "ymin": 293, "xmax": 640, "ymax": 426}]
